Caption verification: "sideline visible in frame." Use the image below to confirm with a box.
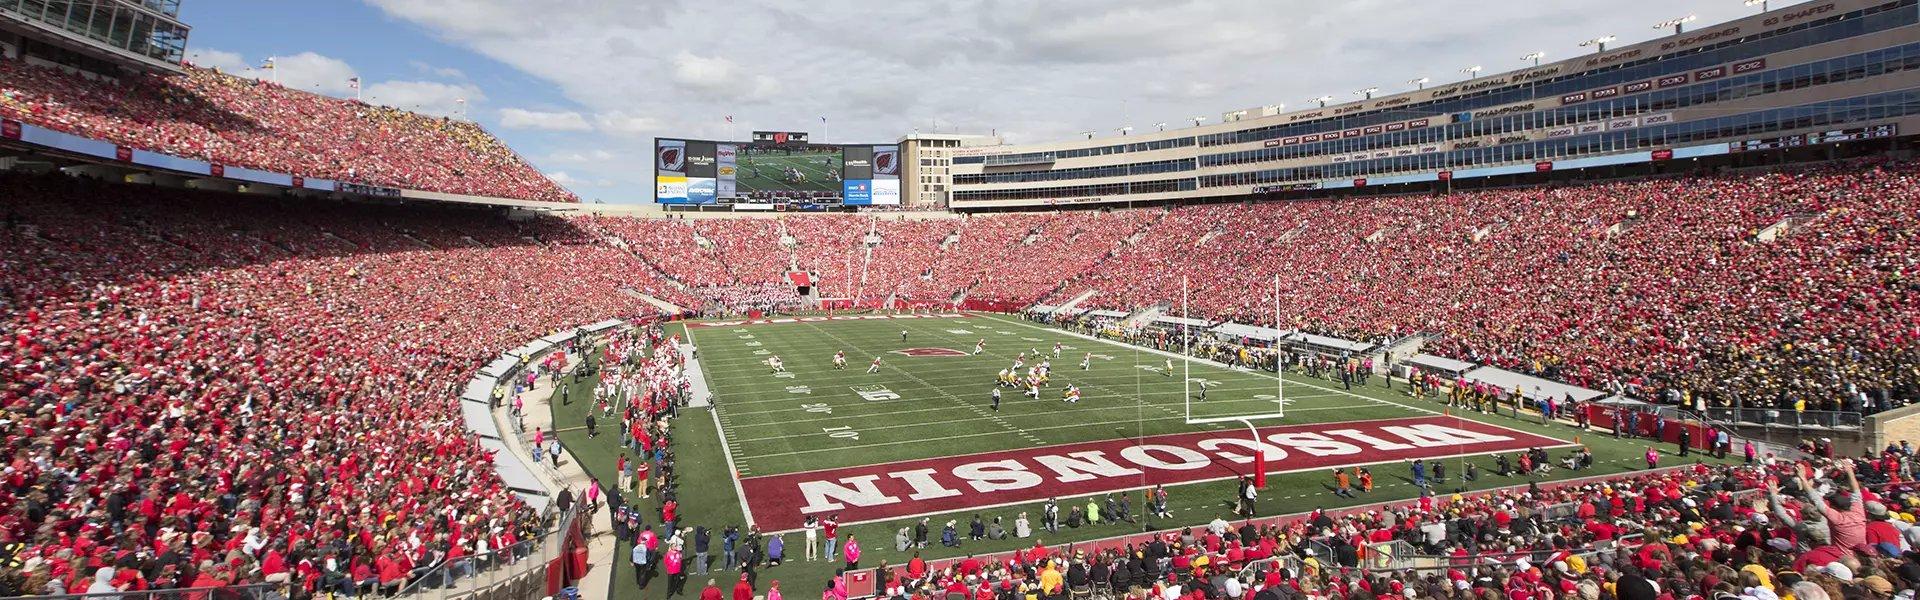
[682,324,759,527]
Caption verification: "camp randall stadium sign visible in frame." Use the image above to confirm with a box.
[741,415,1570,530]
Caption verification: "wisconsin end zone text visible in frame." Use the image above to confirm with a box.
[740,416,1569,530]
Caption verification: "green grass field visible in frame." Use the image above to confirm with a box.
[737,151,841,193]
[553,313,1734,600]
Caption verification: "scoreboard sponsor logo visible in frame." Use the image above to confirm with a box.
[657,145,685,171]
[739,417,1569,530]
[873,148,900,175]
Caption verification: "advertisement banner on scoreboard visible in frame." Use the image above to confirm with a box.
[688,177,717,204]
[843,179,873,204]
[872,145,900,178]
[869,178,900,205]
[656,175,688,203]
[686,141,717,178]
[656,139,687,176]
[843,146,874,180]
[717,144,738,199]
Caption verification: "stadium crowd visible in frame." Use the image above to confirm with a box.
[0,58,573,202]
[0,173,659,596]
[845,448,1920,600]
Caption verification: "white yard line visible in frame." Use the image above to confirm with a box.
[681,324,759,527]
[977,314,1438,417]
[731,404,1370,443]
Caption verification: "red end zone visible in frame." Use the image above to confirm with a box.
[740,415,1570,531]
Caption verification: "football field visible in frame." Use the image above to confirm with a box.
[559,312,1734,600]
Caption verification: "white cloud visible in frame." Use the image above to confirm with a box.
[498,108,593,131]
[185,48,251,74]
[408,60,468,80]
[365,80,484,117]
[593,111,664,137]
[546,149,619,164]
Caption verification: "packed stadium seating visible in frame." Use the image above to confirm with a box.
[6,154,1919,595]
[0,172,659,594]
[890,450,1920,600]
[0,59,574,202]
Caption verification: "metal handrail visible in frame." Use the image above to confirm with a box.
[0,583,281,600]
[387,503,582,600]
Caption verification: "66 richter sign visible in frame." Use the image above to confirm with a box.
[740,416,1567,530]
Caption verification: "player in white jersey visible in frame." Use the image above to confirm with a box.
[769,355,786,373]
[1165,358,1175,377]
[974,339,986,355]
[1081,352,1092,371]
[832,351,846,370]
[1052,342,1062,358]
[1063,384,1081,403]
[868,356,884,374]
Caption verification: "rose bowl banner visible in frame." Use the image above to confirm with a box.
[739,415,1569,530]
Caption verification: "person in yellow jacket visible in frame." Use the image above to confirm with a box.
[1084,497,1102,524]
[1038,560,1064,597]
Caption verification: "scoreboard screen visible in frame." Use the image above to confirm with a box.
[657,136,899,206]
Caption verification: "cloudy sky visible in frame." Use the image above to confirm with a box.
[181,0,1777,203]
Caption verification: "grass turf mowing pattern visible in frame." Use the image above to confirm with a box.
[736,152,841,193]
[699,314,1416,477]
[565,315,1739,600]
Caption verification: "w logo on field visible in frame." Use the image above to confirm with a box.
[892,348,967,357]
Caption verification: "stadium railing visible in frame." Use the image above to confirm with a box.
[390,502,588,600]
[3,584,282,600]
[1701,407,1864,430]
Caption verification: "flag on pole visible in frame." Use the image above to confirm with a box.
[347,77,360,90]
[725,115,734,123]
[260,58,275,70]
[820,116,826,122]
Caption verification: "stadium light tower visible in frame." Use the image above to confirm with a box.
[1655,15,1697,34]
[1311,95,1333,108]
[1117,126,1133,136]
[1745,0,1769,12]
[1080,130,1095,139]
[1522,51,1547,66]
[1579,35,1617,53]
[1191,116,1207,126]
[1409,77,1430,90]
[1354,87,1379,100]
[1154,122,1167,132]
[1459,65,1482,79]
